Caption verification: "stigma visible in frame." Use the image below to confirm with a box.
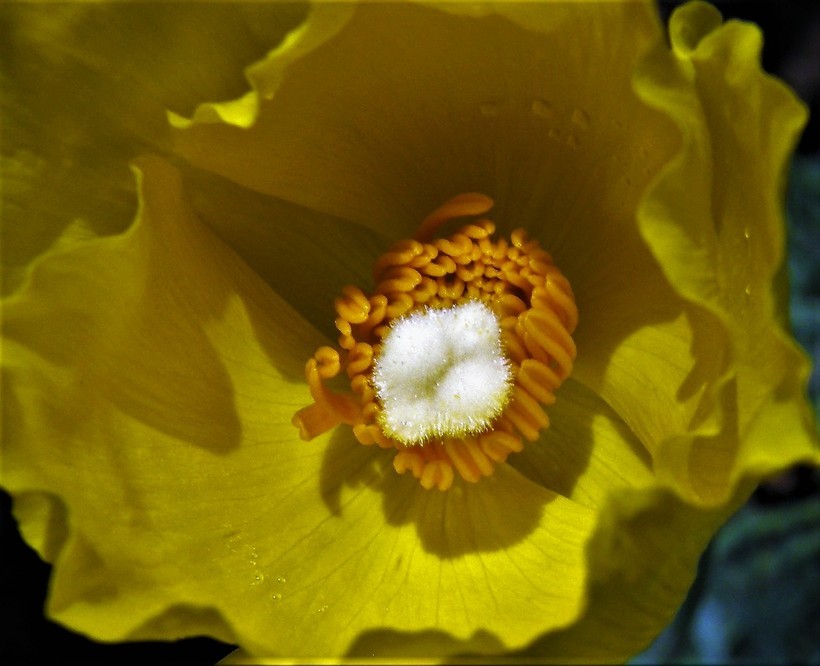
[292,193,578,491]
[373,301,513,444]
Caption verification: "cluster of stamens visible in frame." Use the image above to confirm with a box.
[292,194,578,491]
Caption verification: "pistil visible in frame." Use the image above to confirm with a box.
[293,194,577,490]
[372,301,513,444]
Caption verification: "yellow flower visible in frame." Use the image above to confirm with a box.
[1,0,818,662]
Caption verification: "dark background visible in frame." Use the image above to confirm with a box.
[2,1,819,664]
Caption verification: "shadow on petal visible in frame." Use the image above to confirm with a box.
[515,486,735,663]
[346,627,505,660]
[127,603,236,646]
[509,378,654,509]
[319,429,389,517]
[10,489,70,565]
[318,410,595,558]
[3,266,243,460]
[2,2,306,295]
[180,164,388,342]
[382,470,555,559]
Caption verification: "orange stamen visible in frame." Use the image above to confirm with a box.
[293,194,578,490]
[413,193,494,243]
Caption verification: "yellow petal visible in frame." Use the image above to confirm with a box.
[504,382,723,662]
[1,2,306,294]
[572,269,730,466]
[5,1,816,660]
[510,379,656,510]
[233,462,677,664]
[2,154,598,655]
[224,455,598,659]
[634,1,819,504]
[178,165,388,338]
[2,154,322,644]
[172,1,665,236]
[236,454,596,657]
[171,1,733,471]
[524,485,739,662]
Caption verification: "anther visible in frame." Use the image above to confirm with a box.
[293,194,577,490]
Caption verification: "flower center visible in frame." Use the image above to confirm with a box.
[292,193,578,491]
[372,301,513,444]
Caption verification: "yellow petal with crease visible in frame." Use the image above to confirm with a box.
[634,1,819,504]
[509,379,655,510]
[2,0,817,660]
[178,164,389,338]
[524,485,740,662]
[172,0,734,473]
[2,155,597,656]
[172,1,664,235]
[1,2,306,295]
[2,154,320,645]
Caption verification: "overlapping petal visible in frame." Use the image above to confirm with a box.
[0,1,306,295]
[2,155,602,657]
[177,164,389,339]
[172,0,733,480]
[1,0,817,662]
[634,1,818,504]
[2,154,321,645]
[171,1,664,233]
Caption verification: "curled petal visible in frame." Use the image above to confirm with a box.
[2,156,599,656]
[634,1,819,504]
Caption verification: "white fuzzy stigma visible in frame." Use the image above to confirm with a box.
[372,301,513,444]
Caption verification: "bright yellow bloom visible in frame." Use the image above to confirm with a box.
[1,0,818,662]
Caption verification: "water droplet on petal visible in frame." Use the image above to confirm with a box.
[571,108,591,130]
[479,101,500,117]
[276,576,287,584]
[531,98,553,119]
[225,532,241,551]
[317,605,329,613]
